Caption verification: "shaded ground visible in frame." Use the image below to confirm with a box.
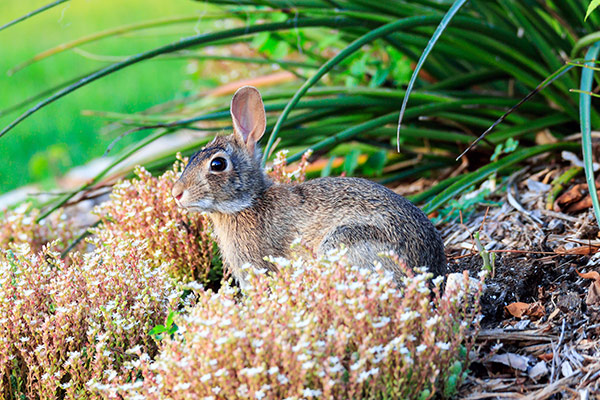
[437,166,600,398]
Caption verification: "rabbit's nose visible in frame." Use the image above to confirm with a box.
[172,182,184,202]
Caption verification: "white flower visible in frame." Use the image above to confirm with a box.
[303,388,322,398]
[436,341,451,350]
[212,386,221,394]
[200,373,211,383]
[368,345,384,354]
[372,317,391,328]
[358,370,371,383]
[104,369,117,381]
[302,361,315,370]
[233,330,247,338]
[240,366,264,377]
[255,390,266,399]
[126,345,142,354]
[425,316,440,328]
[400,311,420,321]
[237,384,249,397]
[416,344,427,353]
[174,382,191,390]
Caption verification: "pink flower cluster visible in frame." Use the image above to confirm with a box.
[112,250,481,399]
[93,159,213,282]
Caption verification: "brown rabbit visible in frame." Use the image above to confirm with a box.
[172,86,447,288]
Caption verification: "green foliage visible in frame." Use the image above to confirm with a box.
[149,310,179,340]
[490,138,519,162]
[2,0,599,219]
[586,0,600,20]
[474,231,496,277]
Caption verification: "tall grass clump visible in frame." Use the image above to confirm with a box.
[92,157,214,283]
[2,0,598,217]
[107,251,482,400]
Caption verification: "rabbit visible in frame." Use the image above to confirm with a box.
[172,86,447,288]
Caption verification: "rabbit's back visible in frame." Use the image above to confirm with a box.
[290,177,447,277]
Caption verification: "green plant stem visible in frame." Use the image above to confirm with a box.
[0,0,70,32]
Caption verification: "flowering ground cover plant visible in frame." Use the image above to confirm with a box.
[93,159,214,283]
[0,158,482,399]
[0,240,181,400]
[107,250,482,400]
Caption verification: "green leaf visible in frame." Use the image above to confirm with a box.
[321,156,336,177]
[165,310,178,328]
[0,17,358,139]
[343,149,361,176]
[423,142,579,214]
[586,0,600,20]
[363,151,387,176]
[579,41,600,224]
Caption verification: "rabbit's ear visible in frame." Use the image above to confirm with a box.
[230,86,266,154]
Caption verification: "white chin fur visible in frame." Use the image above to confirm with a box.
[212,198,252,214]
[185,198,251,214]
[184,199,215,212]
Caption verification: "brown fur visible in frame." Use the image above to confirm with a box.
[172,86,447,287]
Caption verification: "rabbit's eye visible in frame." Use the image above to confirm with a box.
[210,157,227,172]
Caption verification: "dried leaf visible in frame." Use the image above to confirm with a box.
[528,360,549,380]
[506,302,530,318]
[489,353,529,371]
[554,183,587,212]
[576,270,600,305]
[535,129,558,145]
[539,353,554,362]
[555,246,600,255]
[577,270,600,280]
[525,302,545,319]
[505,301,545,319]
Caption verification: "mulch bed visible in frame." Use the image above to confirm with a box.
[440,164,600,399]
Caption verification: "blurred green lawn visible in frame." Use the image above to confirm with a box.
[0,0,211,193]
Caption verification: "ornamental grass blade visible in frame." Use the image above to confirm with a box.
[0,0,70,33]
[579,42,600,224]
[396,0,467,151]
